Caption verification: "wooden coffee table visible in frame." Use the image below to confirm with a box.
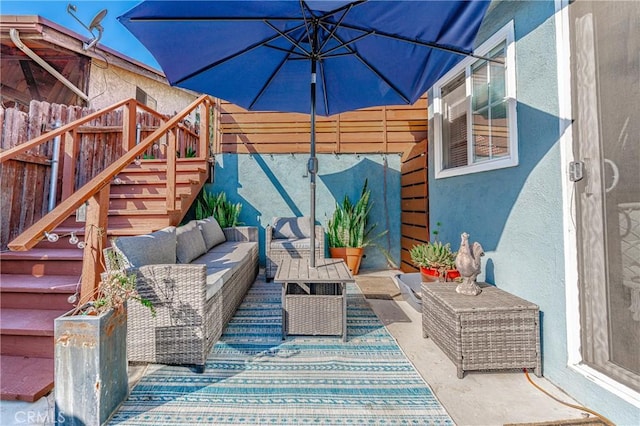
[274,258,354,341]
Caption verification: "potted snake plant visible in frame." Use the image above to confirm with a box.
[327,180,385,274]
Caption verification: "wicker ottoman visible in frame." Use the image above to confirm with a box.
[422,282,541,379]
[284,282,345,338]
[275,258,354,341]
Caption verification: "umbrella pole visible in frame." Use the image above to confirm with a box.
[309,56,318,268]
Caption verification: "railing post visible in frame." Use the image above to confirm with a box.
[122,100,137,153]
[61,130,77,201]
[79,185,109,305]
[166,129,177,211]
[199,99,209,159]
[213,100,222,154]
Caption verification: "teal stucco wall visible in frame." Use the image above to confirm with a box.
[207,153,401,271]
[428,1,637,424]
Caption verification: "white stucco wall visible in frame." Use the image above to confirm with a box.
[87,60,197,114]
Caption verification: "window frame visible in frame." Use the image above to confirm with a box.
[433,22,518,179]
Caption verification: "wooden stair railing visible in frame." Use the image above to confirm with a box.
[1,94,215,305]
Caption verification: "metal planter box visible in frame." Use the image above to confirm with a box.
[54,305,128,425]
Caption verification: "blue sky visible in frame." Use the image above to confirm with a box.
[1,1,161,69]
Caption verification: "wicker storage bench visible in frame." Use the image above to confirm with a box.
[421,282,541,378]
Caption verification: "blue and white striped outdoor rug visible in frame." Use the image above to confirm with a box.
[110,279,453,425]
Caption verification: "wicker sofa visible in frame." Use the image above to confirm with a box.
[105,217,258,371]
[265,216,325,280]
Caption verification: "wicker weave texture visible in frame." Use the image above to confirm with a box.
[105,226,258,369]
[265,225,325,280]
[422,283,541,378]
[285,293,344,336]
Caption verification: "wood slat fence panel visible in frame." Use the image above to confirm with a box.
[217,95,427,154]
[400,139,428,272]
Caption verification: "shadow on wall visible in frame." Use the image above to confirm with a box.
[429,102,569,252]
[209,154,401,268]
[320,157,400,268]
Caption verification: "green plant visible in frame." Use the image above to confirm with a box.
[177,146,197,158]
[195,190,242,227]
[79,248,155,316]
[327,180,385,248]
[409,241,457,275]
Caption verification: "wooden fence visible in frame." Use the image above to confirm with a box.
[0,100,196,249]
[216,95,427,154]
[400,139,429,272]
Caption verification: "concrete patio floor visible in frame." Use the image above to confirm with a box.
[357,269,593,426]
[1,269,601,426]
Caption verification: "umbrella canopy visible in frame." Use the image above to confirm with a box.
[119,0,491,267]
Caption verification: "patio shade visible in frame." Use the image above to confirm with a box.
[119,0,491,266]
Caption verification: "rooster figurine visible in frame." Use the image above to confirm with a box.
[454,232,485,296]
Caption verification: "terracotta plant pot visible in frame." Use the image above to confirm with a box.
[420,266,460,282]
[330,247,364,275]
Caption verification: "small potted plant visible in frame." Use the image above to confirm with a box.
[409,241,460,281]
[54,248,154,425]
[327,179,385,275]
[409,222,459,281]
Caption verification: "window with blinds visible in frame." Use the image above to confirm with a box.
[434,23,517,178]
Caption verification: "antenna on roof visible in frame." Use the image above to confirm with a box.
[66,4,108,50]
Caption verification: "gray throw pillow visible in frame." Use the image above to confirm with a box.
[176,220,207,263]
[112,226,176,267]
[197,216,226,250]
[272,217,310,239]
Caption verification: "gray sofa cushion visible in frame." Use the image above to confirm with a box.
[191,241,257,270]
[112,226,176,267]
[272,217,310,239]
[197,216,226,250]
[176,221,207,264]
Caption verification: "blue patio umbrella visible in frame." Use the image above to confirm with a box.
[119,0,492,267]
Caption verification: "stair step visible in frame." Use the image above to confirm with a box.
[35,228,156,248]
[113,176,201,185]
[109,182,197,196]
[1,335,54,358]
[0,275,79,293]
[0,308,67,336]
[0,275,78,310]
[125,159,208,171]
[51,226,155,236]
[0,250,82,275]
[110,192,189,200]
[118,168,206,178]
[108,208,170,216]
[0,355,54,402]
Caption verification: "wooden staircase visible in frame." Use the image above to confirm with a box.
[0,96,214,402]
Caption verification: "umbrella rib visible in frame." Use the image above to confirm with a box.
[317,2,355,53]
[173,22,307,86]
[299,0,314,50]
[320,31,374,58]
[264,20,311,58]
[248,32,307,110]
[318,61,330,115]
[338,22,504,64]
[318,22,411,104]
